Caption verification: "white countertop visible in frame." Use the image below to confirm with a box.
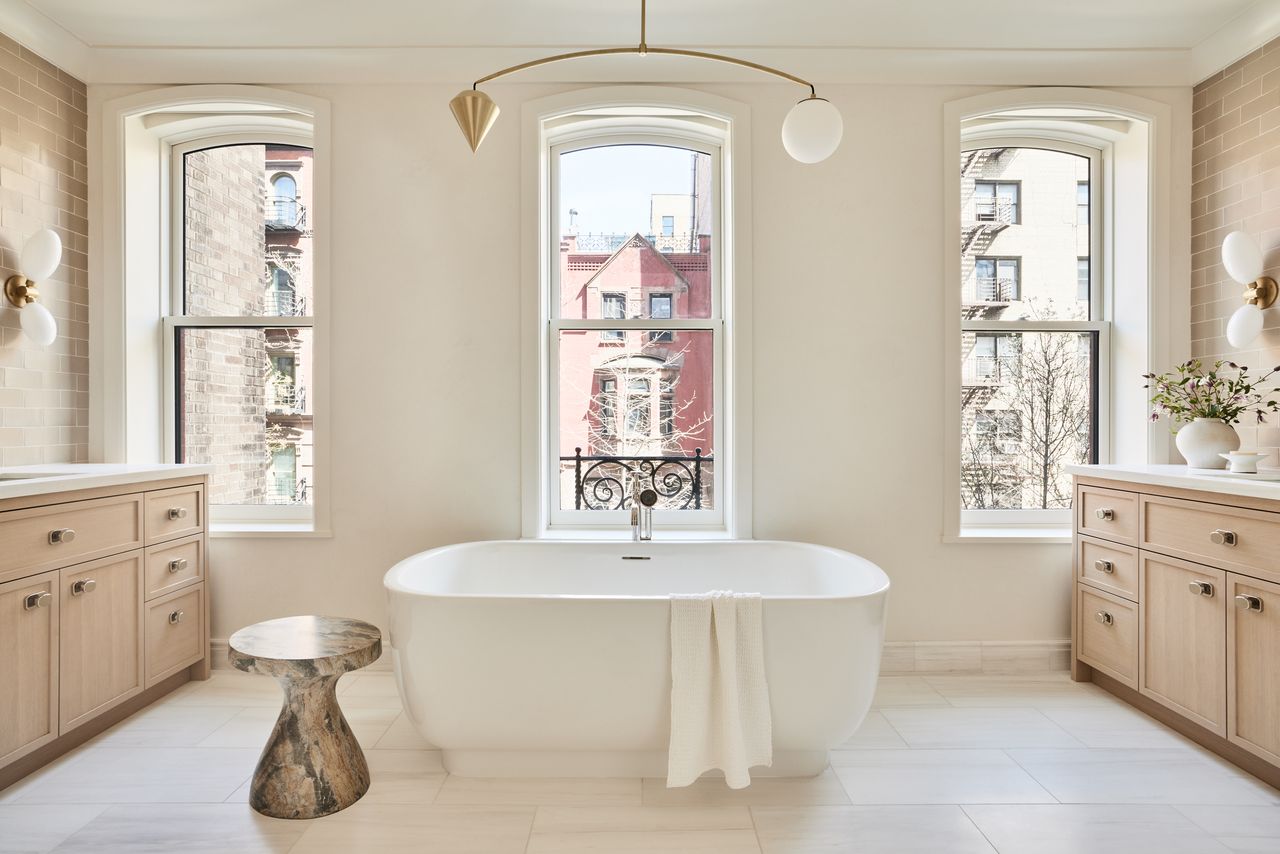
[1068,463,1280,502]
[0,463,213,501]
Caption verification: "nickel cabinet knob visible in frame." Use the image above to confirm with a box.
[70,578,96,596]
[23,591,51,610]
[1210,529,1238,546]
[1188,580,1215,597]
[1235,594,1264,613]
[1095,610,1114,626]
[1094,559,1115,574]
[1095,508,1115,521]
[168,558,189,574]
[48,528,75,544]
[167,507,188,521]
[169,610,185,625]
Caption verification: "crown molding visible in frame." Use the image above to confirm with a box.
[1192,0,1280,84]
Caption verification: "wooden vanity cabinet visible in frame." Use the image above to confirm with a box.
[0,474,209,789]
[1073,472,1280,788]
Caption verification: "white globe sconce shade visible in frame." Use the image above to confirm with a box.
[3,227,63,347]
[18,300,56,346]
[1220,230,1277,350]
[782,97,843,164]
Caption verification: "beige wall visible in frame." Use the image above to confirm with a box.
[89,81,1192,646]
[0,34,88,466]
[1192,41,1280,457]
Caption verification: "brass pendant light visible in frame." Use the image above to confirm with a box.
[448,0,842,163]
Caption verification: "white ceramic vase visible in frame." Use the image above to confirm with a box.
[1176,417,1240,469]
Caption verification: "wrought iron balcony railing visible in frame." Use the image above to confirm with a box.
[563,448,711,510]
[266,196,307,231]
[571,232,703,254]
[973,277,1018,303]
[971,198,1015,225]
[263,290,308,316]
[266,382,307,413]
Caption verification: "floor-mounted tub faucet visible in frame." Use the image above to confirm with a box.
[631,483,658,541]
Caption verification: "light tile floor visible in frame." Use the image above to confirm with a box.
[2,670,1278,852]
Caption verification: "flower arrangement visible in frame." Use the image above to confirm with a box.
[1145,360,1280,425]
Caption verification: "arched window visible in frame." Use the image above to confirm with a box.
[270,173,298,225]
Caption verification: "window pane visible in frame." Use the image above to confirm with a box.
[961,330,1097,510]
[558,144,713,318]
[963,148,1090,320]
[558,329,714,511]
[184,144,313,316]
[177,326,313,506]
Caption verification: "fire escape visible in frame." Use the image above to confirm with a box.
[961,148,1010,411]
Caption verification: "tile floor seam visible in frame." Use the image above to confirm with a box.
[957,803,1003,853]
[522,804,538,854]
[998,748,1062,804]
[747,801,764,853]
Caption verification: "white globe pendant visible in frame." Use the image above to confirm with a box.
[19,300,56,346]
[20,229,62,283]
[782,97,843,164]
[1227,302,1265,349]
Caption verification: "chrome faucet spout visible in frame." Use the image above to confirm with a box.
[632,482,658,541]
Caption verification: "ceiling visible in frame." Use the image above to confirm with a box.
[4,0,1279,85]
[18,0,1259,50]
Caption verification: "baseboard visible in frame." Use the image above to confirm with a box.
[880,640,1071,674]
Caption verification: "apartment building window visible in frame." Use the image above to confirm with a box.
[166,141,316,523]
[549,131,723,529]
[974,180,1020,224]
[960,144,1105,525]
[974,257,1020,302]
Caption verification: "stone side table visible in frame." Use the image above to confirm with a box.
[228,615,382,819]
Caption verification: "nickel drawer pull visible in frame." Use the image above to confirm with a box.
[48,528,76,545]
[23,591,51,610]
[1188,581,1215,597]
[1235,594,1264,613]
[70,578,96,596]
[168,558,189,574]
[1095,508,1115,521]
[167,507,188,521]
[169,610,185,625]
[1094,559,1115,574]
[1210,529,1238,546]
[1095,611,1114,626]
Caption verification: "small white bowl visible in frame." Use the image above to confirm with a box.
[1220,451,1270,474]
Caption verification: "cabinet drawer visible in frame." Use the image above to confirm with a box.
[1077,485,1139,546]
[1142,495,1280,578]
[1078,585,1138,688]
[59,552,144,731]
[144,485,204,546]
[1139,553,1227,736]
[1078,535,1139,601]
[145,584,204,687]
[144,535,203,601]
[0,494,144,582]
[1227,572,1280,765]
[0,570,58,767]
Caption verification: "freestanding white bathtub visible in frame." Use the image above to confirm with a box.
[383,540,889,778]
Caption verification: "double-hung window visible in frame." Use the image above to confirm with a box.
[960,143,1108,527]
[164,139,317,527]
[549,134,723,530]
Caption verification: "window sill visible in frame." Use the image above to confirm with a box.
[210,521,331,539]
[538,527,736,541]
[944,526,1072,544]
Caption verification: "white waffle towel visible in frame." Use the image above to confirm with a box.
[667,590,772,789]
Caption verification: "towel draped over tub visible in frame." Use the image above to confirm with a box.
[667,590,772,788]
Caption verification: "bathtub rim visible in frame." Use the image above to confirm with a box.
[383,538,890,602]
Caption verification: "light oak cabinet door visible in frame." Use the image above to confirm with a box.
[59,553,144,731]
[1139,554,1227,735]
[0,571,59,766]
[1228,572,1280,765]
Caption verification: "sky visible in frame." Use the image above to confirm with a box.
[558,144,697,236]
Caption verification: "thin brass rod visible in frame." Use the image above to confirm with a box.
[640,0,647,53]
[472,45,816,98]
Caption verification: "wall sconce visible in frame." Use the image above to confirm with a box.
[3,229,61,346]
[1222,230,1277,349]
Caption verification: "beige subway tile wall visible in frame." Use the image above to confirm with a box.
[1193,39,1280,455]
[0,30,89,466]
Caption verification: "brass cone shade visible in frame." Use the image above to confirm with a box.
[449,89,500,153]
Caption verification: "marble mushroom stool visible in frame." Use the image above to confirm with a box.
[228,615,382,819]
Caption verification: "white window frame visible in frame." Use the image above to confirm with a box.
[547,131,725,533]
[959,137,1111,533]
[163,131,317,527]
[519,86,753,540]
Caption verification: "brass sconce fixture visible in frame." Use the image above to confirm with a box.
[4,228,61,347]
[1221,230,1278,349]
[449,0,843,163]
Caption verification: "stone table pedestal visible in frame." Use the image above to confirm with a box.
[228,615,382,819]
